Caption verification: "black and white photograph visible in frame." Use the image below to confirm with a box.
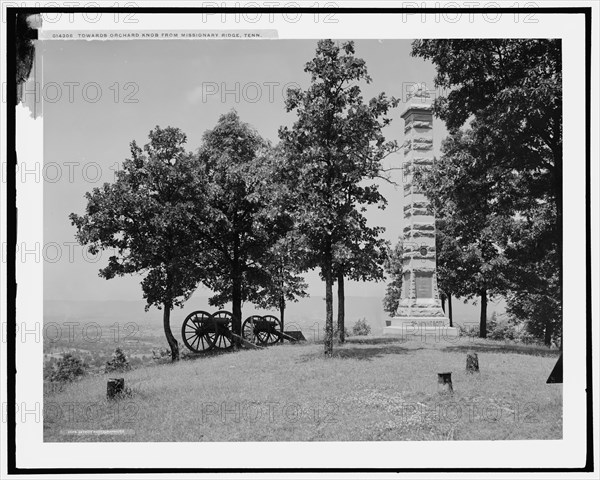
[2,2,598,476]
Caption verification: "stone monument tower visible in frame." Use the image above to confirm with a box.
[383,88,458,338]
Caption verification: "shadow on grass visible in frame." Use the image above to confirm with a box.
[298,345,421,362]
[179,348,239,362]
[441,341,560,357]
[344,336,410,346]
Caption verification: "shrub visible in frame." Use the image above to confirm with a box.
[458,320,517,341]
[49,352,87,383]
[457,313,548,346]
[105,347,131,373]
[514,324,544,345]
[488,323,516,341]
[43,358,56,381]
[457,323,479,338]
[152,347,172,363]
[352,318,371,336]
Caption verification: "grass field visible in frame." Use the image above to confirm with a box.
[44,336,562,442]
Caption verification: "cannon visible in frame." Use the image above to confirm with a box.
[181,310,234,353]
[241,314,282,346]
[181,310,286,353]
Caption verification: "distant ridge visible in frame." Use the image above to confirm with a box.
[44,295,505,336]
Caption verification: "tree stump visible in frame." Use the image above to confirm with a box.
[437,372,453,393]
[466,352,480,373]
[107,378,124,399]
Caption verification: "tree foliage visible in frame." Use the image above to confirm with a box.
[247,146,309,324]
[251,233,309,332]
[333,215,388,342]
[70,126,205,360]
[412,39,562,345]
[382,240,403,317]
[435,218,463,304]
[502,202,562,345]
[416,130,510,337]
[196,111,290,342]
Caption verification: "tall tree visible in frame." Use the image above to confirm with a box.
[196,111,285,345]
[416,130,510,338]
[70,127,205,360]
[411,39,562,345]
[280,39,398,355]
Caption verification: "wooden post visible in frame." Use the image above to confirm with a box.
[437,372,453,393]
[107,378,124,399]
[466,352,480,373]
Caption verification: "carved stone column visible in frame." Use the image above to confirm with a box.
[384,89,458,338]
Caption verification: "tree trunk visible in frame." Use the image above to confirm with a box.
[163,303,179,361]
[337,270,345,343]
[324,241,334,357]
[448,295,453,327]
[479,289,488,338]
[231,274,243,349]
[437,372,453,393]
[106,378,125,399]
[441,293,446,313]
[559,328,563,350]
[279,295,285,344]
[231,239,242,349]
[544,320,553,347]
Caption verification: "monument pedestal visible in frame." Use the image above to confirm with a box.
[383,317,459,338]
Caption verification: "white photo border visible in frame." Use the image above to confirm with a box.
[3,2,597,475]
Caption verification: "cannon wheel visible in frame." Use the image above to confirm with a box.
[242,315,263,344]
[258,315,282,345]
[242,315,282,346]
[181,310,215,353]
[211,310,234,350]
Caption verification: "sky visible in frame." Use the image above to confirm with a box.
[42,38,449,303]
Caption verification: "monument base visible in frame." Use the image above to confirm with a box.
[383,316,459,338]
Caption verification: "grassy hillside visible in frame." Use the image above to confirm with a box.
[44,336,561,442]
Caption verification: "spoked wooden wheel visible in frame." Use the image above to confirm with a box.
[242,315,263,344]
[258,315,282,345]
[181,310,215,353]
[211,310,234,350]
[242,315,282,345]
